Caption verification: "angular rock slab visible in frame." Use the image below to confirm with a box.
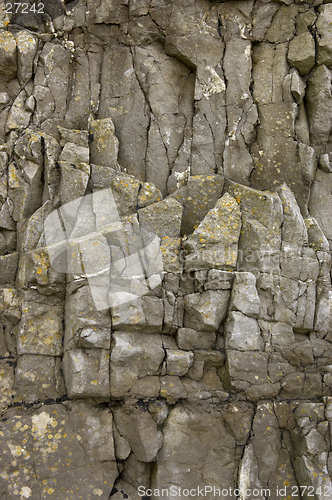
[152,405,237,493]
[63,348,110,401]
[184,290,230,331]
[113,407,160,462]
[184,193,241,271]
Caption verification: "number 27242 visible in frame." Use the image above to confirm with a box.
[5,3,45,14]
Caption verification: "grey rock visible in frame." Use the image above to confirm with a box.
[176,328,216,351]
[319,153,332,173]
[134,43,194,187]
[152,406,237,493]
[266,4,298,43]
[14,355,64,403]
[113,407,160,462]
[111,296,163,333]
[121,453,151,490]
[290,69,306,104]
[110,332,164,397]
[63,348,110,400]
[59,142,89,164]
[138,198,183,239]
[89,118,119,169]
[304,217,330,252]
[65,47,90,129]
[160,375,187,403]
[184,290,230,331]
[165,349,194,376]
[0,31,17,83]
[309,169,332,245]
[252,1,279,42]
[0,252,19,284]
[225,312,263,352]
[16,299,63,356]
[229,272,260,318]
[129,0,150,17]
[6,90,33,133]
[40,462,118,500]
[137,182,162,209]
[113,424,131,460]
[35,42,71,120]
[16,31,38,86]
[99,43,149,181]
[180,174,224,236]
[306,65,332,145]
[316,4,332,66]
[59,161,90,205]
[227,182,282,273]
[224,351,269,389]
[18,200,52,252]
[65,286,111,349]
[68,401,115,462]
[184,193,241,271]
[58,126,89,148]
[287,32,315,75]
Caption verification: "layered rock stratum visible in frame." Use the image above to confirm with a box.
[0,0,332,499]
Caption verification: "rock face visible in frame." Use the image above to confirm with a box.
[0,1,332,499]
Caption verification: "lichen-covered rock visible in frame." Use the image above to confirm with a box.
[0,31,17,83]
[89,118,119,169]
[16,31,37,86]
[14,354,64,402]
[184,192,241,271]
[63,348,110,400]
[138,197,183,239]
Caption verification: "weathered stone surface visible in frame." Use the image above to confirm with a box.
[16,31,37,86]
[316,4,332,66]
[110,332,164,397]
[114,407,160,462]
[229,272,260,318]
[16,298,63,355]
[266,4,297,43]
[138,197,183,239]
[225,312,263,352]
[89,118,119,169]
[14,354,64,402]
[184,290,230,331]
[184,193,241,271]
[152,405,237,493]
[1,0,332,496]
[63,348,110,400]
[0,31,17,83]
[306,65,332,145]
[165,349,193,376]
[111,295,163,333]
[287,32,315,76]
[227,182,283,273]
[180,175,224,235]
[176,328,216,351]
[68,400,115,462]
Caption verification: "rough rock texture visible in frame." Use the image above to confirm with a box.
[0,0,332,499]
